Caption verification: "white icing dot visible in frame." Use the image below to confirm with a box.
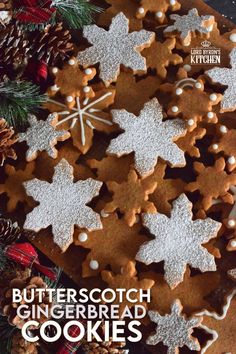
[220,125,227,133]
[83,86,90,93]
[228,156,236,165]
[183,64,191,72]
[230,33,236,43]
[210,93,217,101]
[89,260,99,270]
[188,119,194,126]
[101,209,109,218]
[228,219,236,228]
[231,240,236,247]
[171,106,178,113]
[68,59,76,65]
[169,0,176,5]
[78,232,88,242]
[212,144,218,150]
[66,96,74,103]
[138,7,145,14]
[85,68,92,75]
[176,88,183,95]
[50,85,59,91]
[207,112,214,119]
[156,11,163,18]
[195,82,202,89]
[52,67,58,74]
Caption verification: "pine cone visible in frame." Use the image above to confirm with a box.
[0,218,21,245]
[0,25,29,79]
[0,118,17,166]
[30,23,74,66]
[1,276,51,328]
[0,267,31,288]
[0,0,11,10]
[11,331,38,354]
[82,339,127,353]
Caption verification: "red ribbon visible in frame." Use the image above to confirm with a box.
[5,243,57,281]
[56,325,84,354]
[15,0,56,24]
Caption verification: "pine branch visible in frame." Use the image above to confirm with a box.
[0,81,46,130]
[52,0,102,29]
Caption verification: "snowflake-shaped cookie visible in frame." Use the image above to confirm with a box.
[77,12,154,86]
[147,299,202,353]
[164,8,214,46]
[136,0,181,24]
[107,98,186,177]
[24,159,102,251]
[136,194,221,288]
[18,114,70,162]
[206,48,236,112]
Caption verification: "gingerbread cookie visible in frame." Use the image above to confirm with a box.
[98,0,143,31]
[176,126,206,158]
[143,38,183,79]
[141,268,220,316]
[101,261,154,316]
[186,158,236,210]
[74,213,149,277]
[24,159,102,252]
[77,12,155,86]
[0,163,35,212]
[48,57,96,109]
[112,72,161,115]
[35,141,94,182]
[18,114,70,162]
[86,155,133,183]
[167,78,221,127]
[146,299,202,352]
[46,85,116,154]
[103,169,157,226]
[107,98,186,177]
[136,194,221,289]
[206,48,236,112]
[136,0,181,24]
[164,8,215,46]
[209,125,236,171]
[143,161,185,215]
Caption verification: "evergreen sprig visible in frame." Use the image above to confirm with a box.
[0,81,46,130]
[52,0,102,29]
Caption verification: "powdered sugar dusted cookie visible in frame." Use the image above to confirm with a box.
[147,299,202,352]
[77,12,155,86]
[206,48,236,112]
[18,114,70,162]
[24,159,103,252]
[164,8,215,46]
[136,194,221,288]
[107,98,187,177]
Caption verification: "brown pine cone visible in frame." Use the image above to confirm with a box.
[0,25,28,79]
[11,331,38,354]
[29,23,74,66]
[0,267,32,289]
[0,0,11,10]
[0,218,21,245]
[1,276,51,329]
[82,339,127,353]
[0,118,17,166]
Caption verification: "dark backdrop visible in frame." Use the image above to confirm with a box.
[205,0,236,23]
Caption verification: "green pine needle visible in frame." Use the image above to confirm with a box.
[52,0,102,29]
[0,81,46,130]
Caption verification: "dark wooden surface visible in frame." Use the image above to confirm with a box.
[205,0,236,23]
